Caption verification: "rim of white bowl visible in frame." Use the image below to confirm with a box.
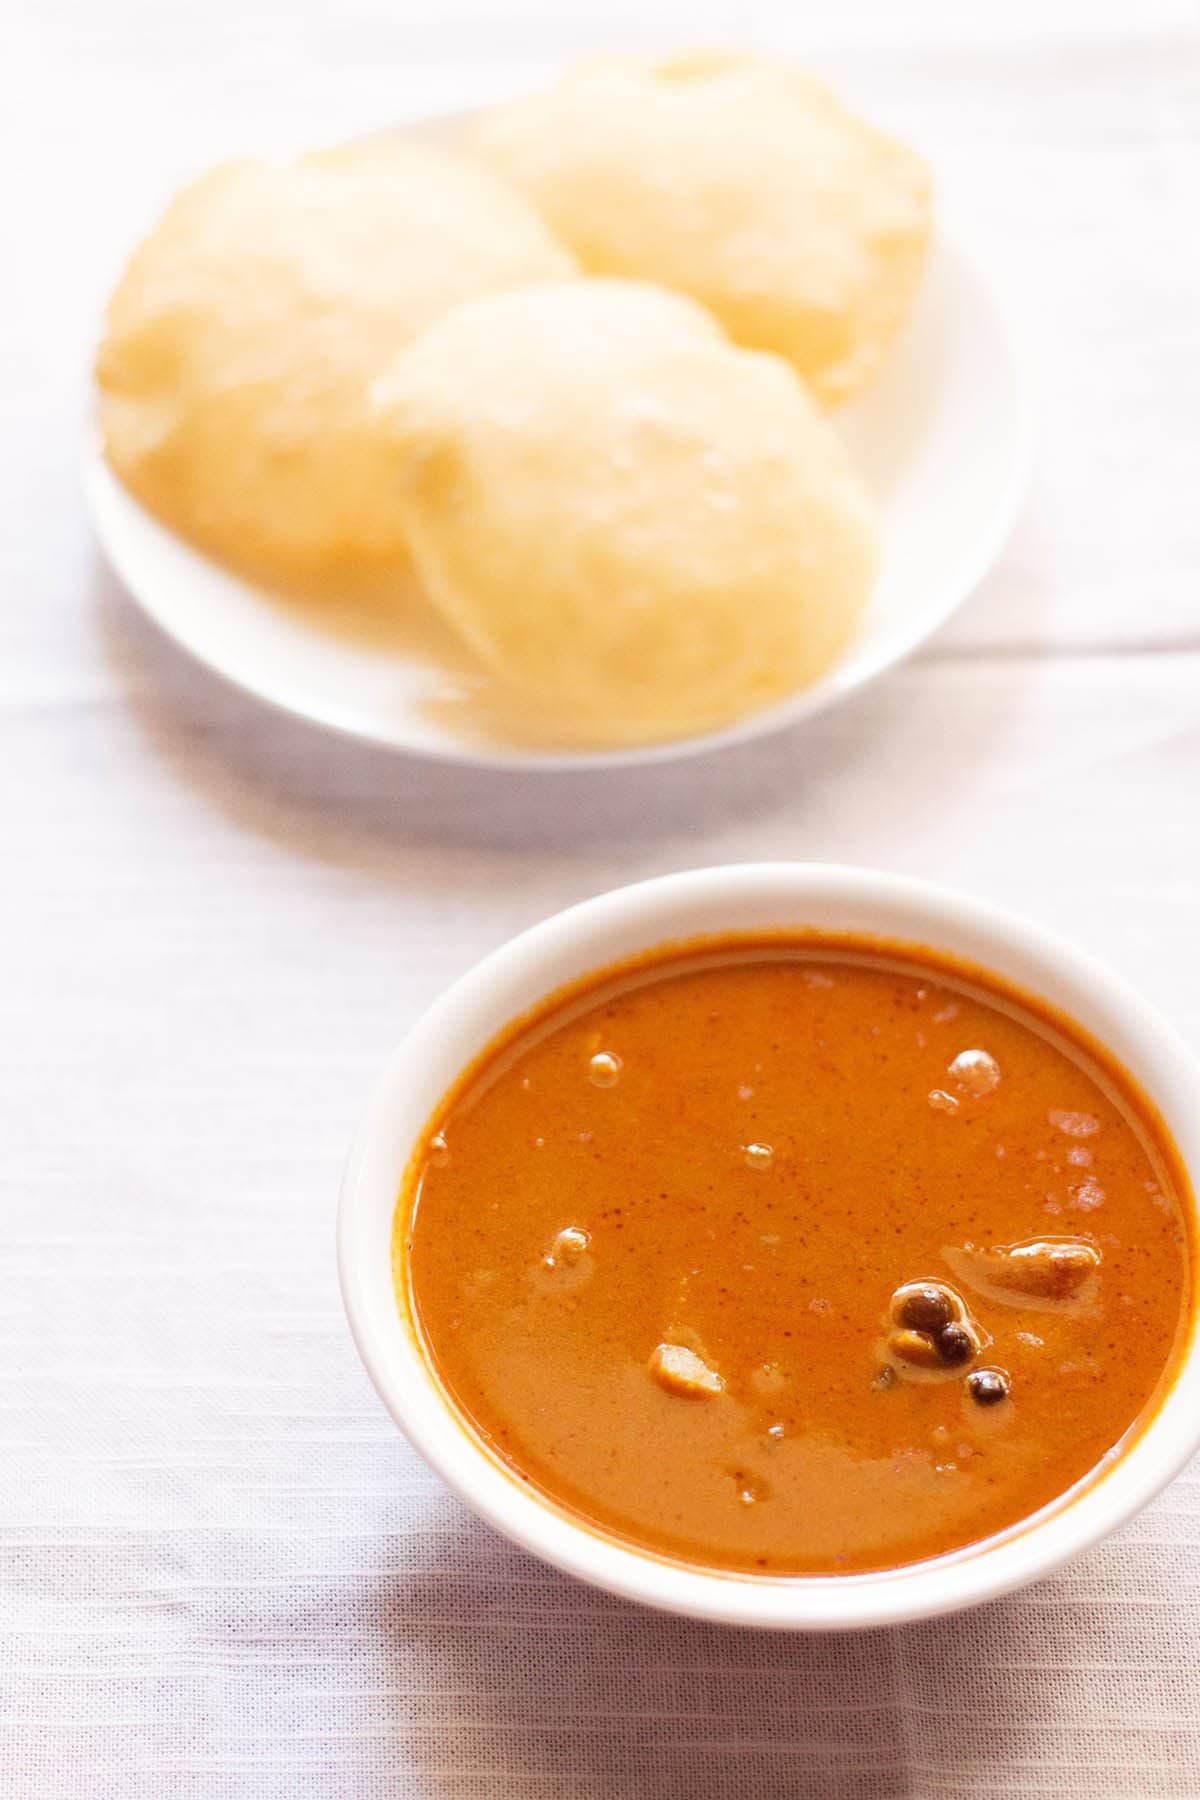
[338,865,1200,1628]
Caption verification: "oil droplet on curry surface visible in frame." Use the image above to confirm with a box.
[588,1051,622,1088]
[947,1048,1001,1096]
[1050,1108,1100,1138]
[743,1141,774,1170]
[543,1225,591,1270]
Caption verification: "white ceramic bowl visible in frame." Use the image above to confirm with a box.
[338,865,1200,1628]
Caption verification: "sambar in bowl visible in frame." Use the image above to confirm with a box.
[339,867,1200,1627]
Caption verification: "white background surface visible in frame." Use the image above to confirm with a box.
[5,1,1200,1795]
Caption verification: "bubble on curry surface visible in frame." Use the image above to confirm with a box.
[1050,1109,1101,1139]
[947,1048,1001,1096]
[471,48,932,406]
[96,140,576,587]
[374,279,878,746]
[543,1225,591,1270]
[742,1142,774,1171]
[587,1050,623,1089]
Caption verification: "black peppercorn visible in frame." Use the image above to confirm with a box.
[896,1282,955,1333]
[935,1322,975,1367]
[967,1367,1009,1406]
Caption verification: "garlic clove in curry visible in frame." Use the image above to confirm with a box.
[649,1342,725,1398]
[888,1329,945,1370]
[944,1238,1100,1310]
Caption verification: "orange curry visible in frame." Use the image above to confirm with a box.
[397,937,1195,1575]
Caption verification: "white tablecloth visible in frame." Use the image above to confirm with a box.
[5,2,1200,1794]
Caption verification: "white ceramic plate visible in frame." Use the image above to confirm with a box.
[85,105,1033,772]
